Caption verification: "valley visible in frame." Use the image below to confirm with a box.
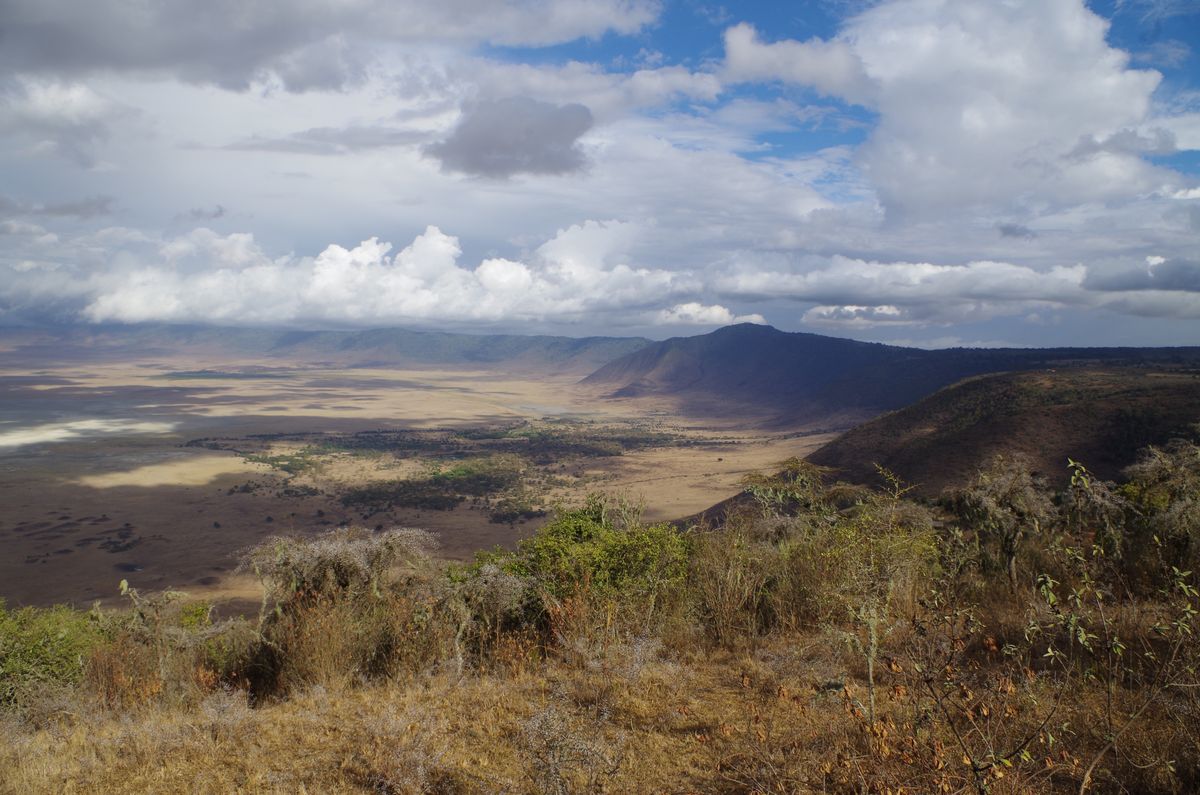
[0,349,831,609]
[4,322,1199,611]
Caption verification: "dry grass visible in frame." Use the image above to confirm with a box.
[4,624,1195,795]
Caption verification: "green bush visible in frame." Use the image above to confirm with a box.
[507,497,689,608]
[0,600,103,709]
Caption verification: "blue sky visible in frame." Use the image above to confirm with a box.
[0,0,1198,347]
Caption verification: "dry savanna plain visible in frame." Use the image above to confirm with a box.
[0,349,833,611]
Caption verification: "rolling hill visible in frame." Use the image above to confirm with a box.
[806,368,1200,495]
[582,323,1200,427]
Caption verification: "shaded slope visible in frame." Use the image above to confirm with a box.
[582,324,930,426]
[583,323,1200,426]
[807,368,1200,495]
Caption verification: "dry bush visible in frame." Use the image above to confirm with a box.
[79,586,257,711]
[519,701,625,795]
[84,631,165,709]
[243,526,439,604]
[196,684,254,743]
[245,527,453,695]
[256,581,452,694]
[688,521,781,649]
[353,704,475,794]
[451,562,537,673]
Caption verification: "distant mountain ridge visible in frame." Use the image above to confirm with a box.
[0,324,651,374]
[581,323,1200,426]
[8,322,1200,420]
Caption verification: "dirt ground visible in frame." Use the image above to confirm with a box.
[0,356,833,609]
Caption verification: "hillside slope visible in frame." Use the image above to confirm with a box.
[583,323,1200,426]
[806,368,1200,494]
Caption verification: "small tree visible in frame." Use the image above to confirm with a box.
[1122,437,1200,571]
[741,457,831,518]
[833,468,936,724]
[951,454,1054,593]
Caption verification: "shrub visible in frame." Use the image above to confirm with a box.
[740,457,832,519]
[243,526,437,604]
[1122,437,1200,572]
[460,496,689,663]
[242,527,450,694]
[0,600,103,710]
[949,454,1054,592]
[84,584,258,709]
[507,497,689,620]
[688,519,782,648]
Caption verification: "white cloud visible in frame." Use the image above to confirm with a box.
[718,1,1184,220]
[655,302,765,326]
[854,0,1176,217]
[721,23,874,106]
[803,304,907,327]
[74,224,697,327]
[1146,113,1200,150]
[5,216,1200,335]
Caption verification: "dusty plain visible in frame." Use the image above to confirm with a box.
[0,353,833,609]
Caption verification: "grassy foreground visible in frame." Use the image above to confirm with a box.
[2,438,1199,794]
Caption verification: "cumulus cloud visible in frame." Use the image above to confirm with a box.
[719,1,1188,220]
[721,23,874,105]
[5,216,1200,333]
[852,0,1179,217]
[656,302,766,325]
[426,97,594,178]
[803,304,908,327]
[0,0,662,92]
[58,223,696,326]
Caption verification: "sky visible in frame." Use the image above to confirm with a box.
[1,0,1198,347]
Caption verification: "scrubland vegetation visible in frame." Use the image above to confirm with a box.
[191,420,697,524]
[2,435,1199,794]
